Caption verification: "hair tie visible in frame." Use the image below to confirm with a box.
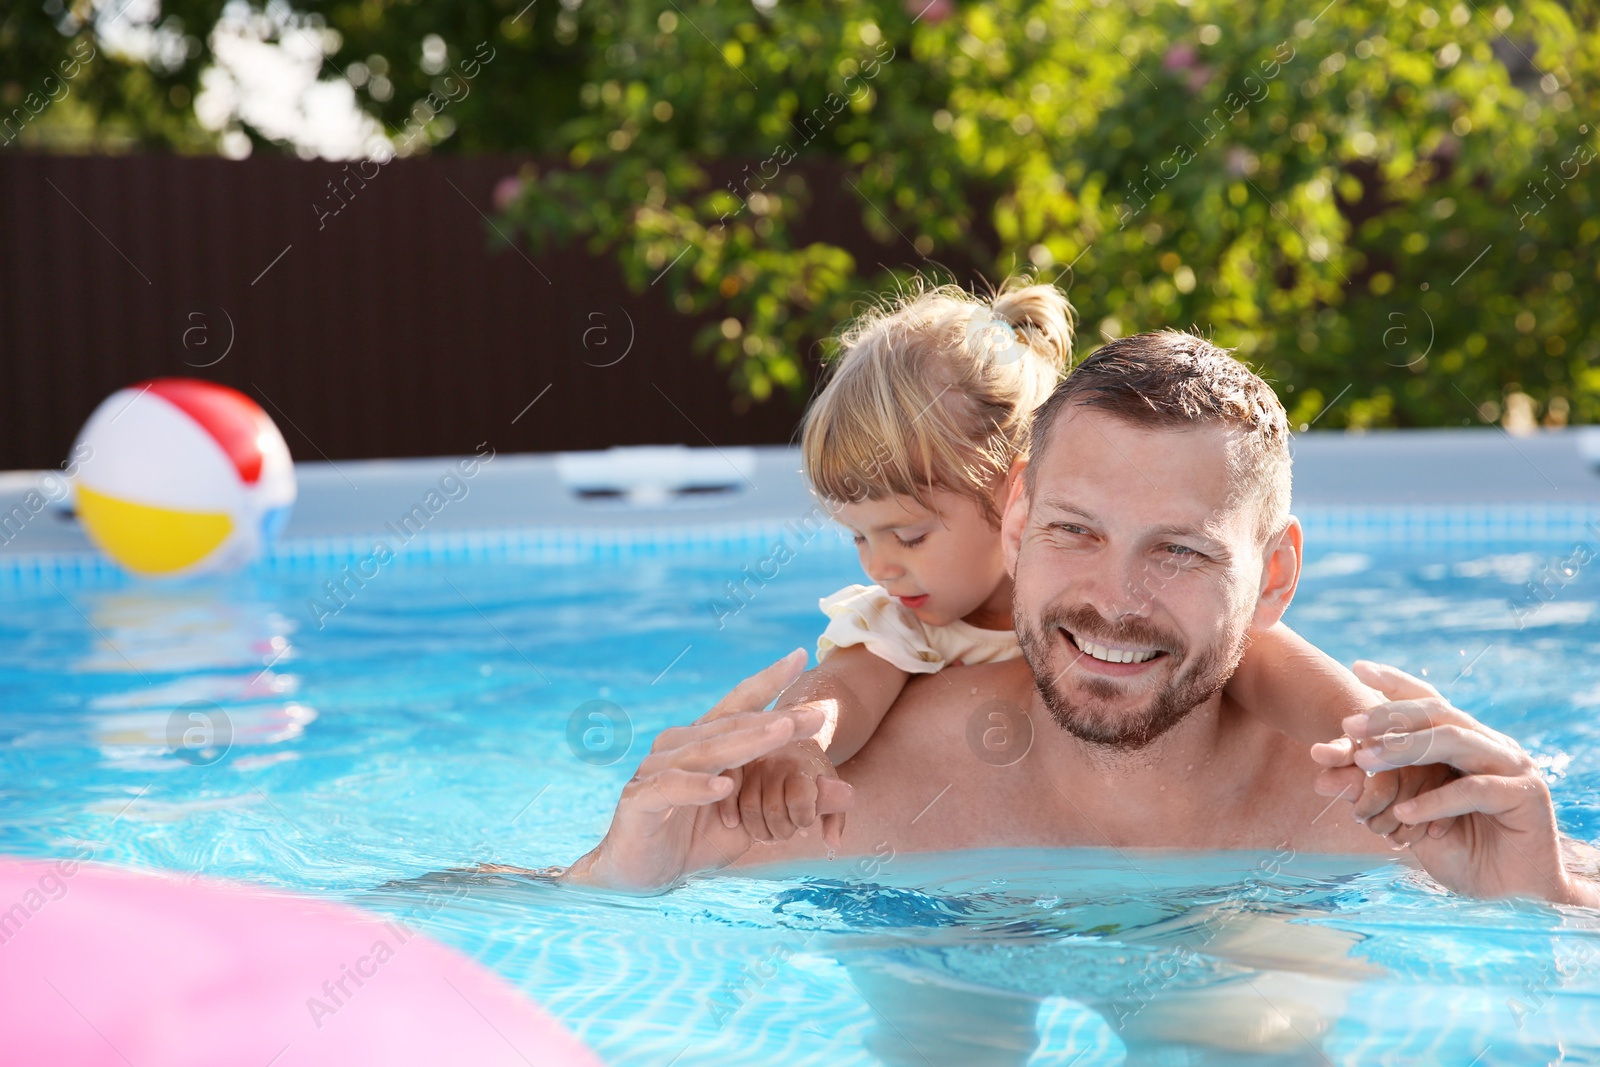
[965,308,1028,367]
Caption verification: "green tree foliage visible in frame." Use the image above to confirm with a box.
[500,0,1600,427]
[7,0,1597,427]
[1,0,211,150]
[1,0,586,154]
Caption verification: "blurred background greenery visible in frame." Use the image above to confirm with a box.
[6,0,1596,429]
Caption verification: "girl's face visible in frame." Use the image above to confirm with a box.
[832,483,1013,630]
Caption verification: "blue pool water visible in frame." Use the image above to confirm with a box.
[5,529,1600,1065]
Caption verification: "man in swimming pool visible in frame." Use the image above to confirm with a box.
[558,331,1600,908]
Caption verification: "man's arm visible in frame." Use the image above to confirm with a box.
[1230,623,1452,840]
[1227,623,1381,745]
[1562,838,1600,905]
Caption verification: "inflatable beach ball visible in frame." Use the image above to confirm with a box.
[72,379,295,577]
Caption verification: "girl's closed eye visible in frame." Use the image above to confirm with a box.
[850,531,928,548]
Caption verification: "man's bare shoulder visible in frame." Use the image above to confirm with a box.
[855,660,1032,762]
[1217,700,1396,855]
[833,659,1033,812]
[734,663,1033,870]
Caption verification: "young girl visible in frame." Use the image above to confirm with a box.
[720,277,1396,848]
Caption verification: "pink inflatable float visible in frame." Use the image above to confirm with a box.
[0,857,599,1067]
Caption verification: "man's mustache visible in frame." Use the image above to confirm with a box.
[1038,603,1186,660]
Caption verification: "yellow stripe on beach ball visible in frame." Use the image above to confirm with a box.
[76,485,235,575]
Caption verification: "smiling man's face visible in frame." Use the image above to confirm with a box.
[1004,406,1270,751]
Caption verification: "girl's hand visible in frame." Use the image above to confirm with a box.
[720,735,847,852]
[1311,737,1458,846]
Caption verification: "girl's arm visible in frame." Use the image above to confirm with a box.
[782,644,912,760]
[1226,622,1382,744]
[722,645,911,845]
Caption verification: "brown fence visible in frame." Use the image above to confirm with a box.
[0,153,812,471]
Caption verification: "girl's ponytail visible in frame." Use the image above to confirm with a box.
[988,282,1075,376]
[802,275,1075,526]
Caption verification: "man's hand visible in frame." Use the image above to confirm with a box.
[557,651,854,893]
[1315,661,1596,907]
[717,733,847,852]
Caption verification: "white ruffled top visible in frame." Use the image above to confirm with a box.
[815,583,1021,674]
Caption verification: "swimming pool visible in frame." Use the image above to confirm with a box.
[4,517,1600,1065]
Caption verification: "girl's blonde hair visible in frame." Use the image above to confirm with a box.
[802,277,1074,526]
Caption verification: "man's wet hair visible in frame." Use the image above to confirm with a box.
[1025,330,1291,544]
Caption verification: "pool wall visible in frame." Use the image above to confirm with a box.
[2,428,1600,582]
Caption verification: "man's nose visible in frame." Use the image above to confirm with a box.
[1084,551,1155,620]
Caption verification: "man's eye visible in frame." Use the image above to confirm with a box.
[1165,544,1199,557]
[1050,523,1087,535]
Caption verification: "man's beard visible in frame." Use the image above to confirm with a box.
[1015,601,1250,752]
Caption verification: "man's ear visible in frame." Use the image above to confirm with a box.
[1253,516,1302,629]
[1000,457,1030,578]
